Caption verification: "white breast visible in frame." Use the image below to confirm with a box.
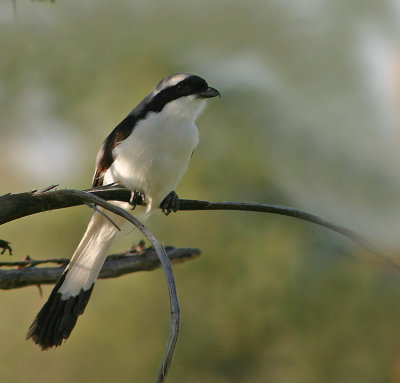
[103,97,204,211]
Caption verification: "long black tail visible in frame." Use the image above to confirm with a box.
[27,272,94,350]
[27,211,119,349]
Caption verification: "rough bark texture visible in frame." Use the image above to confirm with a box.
[0,246,201,289]
[0,185,385,264]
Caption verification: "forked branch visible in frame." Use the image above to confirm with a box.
[0,184,396,383]
[0,245,201,289]
[0,184,394,269]
[1,188,180,383]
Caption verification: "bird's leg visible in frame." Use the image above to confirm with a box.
[0,239,12,256]
[160,191,180,216]
[129,190,148,210]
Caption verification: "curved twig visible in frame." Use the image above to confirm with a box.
[178,200,395,268]
[19,189,179,383]
[0,185,392,267]
[85,202,122,231]
[0,185,396,381]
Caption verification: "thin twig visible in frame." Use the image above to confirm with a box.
[0,257,69,267]
[0,247,201,289]
[85,202,121,231]
[52,190,179,383]
[0,185,396,381]
[34,184,59,194]
[0,185,392,266]
[177,199,396,267]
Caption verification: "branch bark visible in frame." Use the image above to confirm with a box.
[0,246,200,289]
[1,187,181,383]
[0,183,396,383]
[0,184,393,269]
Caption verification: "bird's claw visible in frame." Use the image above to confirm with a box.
[129,191,148,210]
[160,191,180,216]
[0,240,12,256]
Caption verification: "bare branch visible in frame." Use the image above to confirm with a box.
[0,188,181,383]
[44,189,181,383]
[85,202,122,231]
[1,184,396,382]
[0,185,393,268]
[0,246,201,289]
[0,185,133,225]
[179,200,392,266]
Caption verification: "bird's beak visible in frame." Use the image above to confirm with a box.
[196,87,221,99]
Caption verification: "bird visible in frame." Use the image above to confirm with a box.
[27,73,220,350]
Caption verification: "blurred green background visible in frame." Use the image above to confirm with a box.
[2,1,400,382]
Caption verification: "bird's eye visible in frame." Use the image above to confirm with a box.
[177,83,190,93]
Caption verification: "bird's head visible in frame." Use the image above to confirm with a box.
[144,73,220,122]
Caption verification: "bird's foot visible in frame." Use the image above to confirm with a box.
[0,240,12,256]
[160,191,180,216]
[129,190,148,210]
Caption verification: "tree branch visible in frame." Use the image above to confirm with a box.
[0,184,394,269]
[1,188,180,383]
[0,184,396,382]
[0,246,201,290]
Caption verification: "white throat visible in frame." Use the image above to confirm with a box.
[104,96,206,211]
[160,96,207,124]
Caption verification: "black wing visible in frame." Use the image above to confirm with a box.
[91,78,195,187]
[92,114,138,187]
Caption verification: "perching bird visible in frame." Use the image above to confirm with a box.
[27,73,220,349]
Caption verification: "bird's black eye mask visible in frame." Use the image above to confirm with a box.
[149,76,209,112]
